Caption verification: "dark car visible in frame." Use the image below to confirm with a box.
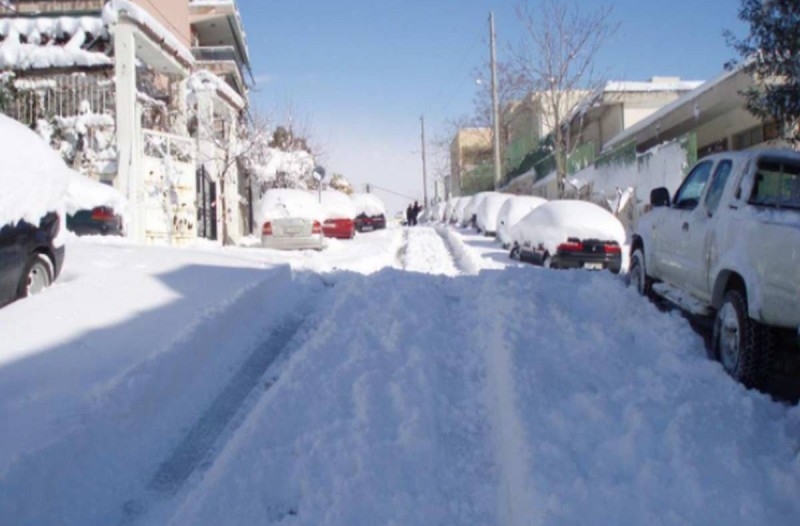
[67,206,124,236]
[354,213,386,232]
[0,212,65,308]
[513,237,622,274]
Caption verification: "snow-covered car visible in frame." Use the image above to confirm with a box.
[320,190,356,239]
[496,196,548,248]
[0,115,70,307]
[65,173,128,236]
[461,192,494,228]
[475,193,512,236]
[510,200,626,273]
[350,193,387,232]
[450,197,468,225]
[630,151,800,387]
[258,189,326,250]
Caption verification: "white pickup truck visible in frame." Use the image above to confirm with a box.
[630,150,800,387]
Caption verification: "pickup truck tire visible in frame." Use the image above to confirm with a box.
[713,289,775,388]
[629,249,653,297]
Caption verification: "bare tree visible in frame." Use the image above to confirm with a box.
[511,0,617,197]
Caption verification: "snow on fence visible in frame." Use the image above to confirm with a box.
[9,72,115,126]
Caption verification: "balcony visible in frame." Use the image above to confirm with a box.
[1,0,104,14]
[189,0,249,68]
[191,45,247,98]
[191,45,243,70]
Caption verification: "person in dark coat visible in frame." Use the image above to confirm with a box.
[412,201,421,226]
[406,204,413,226]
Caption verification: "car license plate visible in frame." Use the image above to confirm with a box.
[362,225,374,232]
[585,262,603,270]
[285,227,302,235]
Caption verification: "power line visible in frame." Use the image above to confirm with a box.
[367,184,416,201]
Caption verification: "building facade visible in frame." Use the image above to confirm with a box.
[449,128,492,197]
[0,0,251,245]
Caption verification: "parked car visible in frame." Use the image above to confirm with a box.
[630,150,800,387]
[65,173,127,236]
[258,189,326,250]
[496,196,548,249]
[510,200,626,273]
[450,197,468,225]
[462,192,494,228]
[320,190,356,239]
[0,114,71,307]
[476,193,512,235]
[350,193,387,232]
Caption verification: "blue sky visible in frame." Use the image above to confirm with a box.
[237,0,747,213]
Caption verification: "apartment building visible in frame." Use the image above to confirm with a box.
[449,128,492,197]
[0,0,251,245]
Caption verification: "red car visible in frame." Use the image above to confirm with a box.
[323,217,355,239]
[320,190,357,239]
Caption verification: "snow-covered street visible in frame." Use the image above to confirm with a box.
[1,226,799,526]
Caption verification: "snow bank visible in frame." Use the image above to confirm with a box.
[350,193,386,217]
[510,200,626,253]
[64,172,128,216]
[476,193,512,233]
[0,115,70,227]
[320,190,356,220]
[496,196,548,247]
[256,189,324,225]
[252,148,315,190]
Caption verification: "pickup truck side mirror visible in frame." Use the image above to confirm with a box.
[650,187,671,208]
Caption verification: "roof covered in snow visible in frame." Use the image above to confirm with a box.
[320,190,356,220]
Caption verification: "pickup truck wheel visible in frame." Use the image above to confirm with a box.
[713,290,775,388]
[628,249,652,297]
[509,245,521,261]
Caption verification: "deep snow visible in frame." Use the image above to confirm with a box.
[1,226,798,526]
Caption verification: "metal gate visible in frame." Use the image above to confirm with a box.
[196,167,217,240]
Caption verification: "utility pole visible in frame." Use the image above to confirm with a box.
[489,11,502,188]
[420,115,429,207]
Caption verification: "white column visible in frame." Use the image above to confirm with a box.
[114,21,144,241]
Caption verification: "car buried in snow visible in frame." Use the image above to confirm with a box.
[630,150,800,388]
[496,196,548,249]
[320,190,356,239]
[350,193,387,232]
[258,189,326,250]
[475,193,512,236]
[509,200,626,274]
[0,115,71,308]
[65,172,128,237]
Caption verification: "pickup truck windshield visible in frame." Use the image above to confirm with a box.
[751,160,800,209]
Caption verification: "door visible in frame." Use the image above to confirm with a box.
[655,160,714,285]
[681,159,734,300]
[196,167,217,241]
[0,222,27,306]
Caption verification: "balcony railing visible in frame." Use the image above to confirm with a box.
[191,46,243,69]
[2,0,105,14]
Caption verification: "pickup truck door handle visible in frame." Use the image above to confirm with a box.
[682,222,689,232]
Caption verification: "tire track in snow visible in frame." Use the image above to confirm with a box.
[118,284,323,526]
[470,274,542,526]
[403,227,459,276]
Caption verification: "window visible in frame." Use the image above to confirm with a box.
[705,160,733,214]
[750,160,800,209]
[674,161,713,210]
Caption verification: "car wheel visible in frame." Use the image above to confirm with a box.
[628,249,652,296]
[18,253,53,298]
[509,245,521,261]
[712,289,775,388]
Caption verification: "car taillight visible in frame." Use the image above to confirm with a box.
[91,207,115,221]
[312,221,322,234]
[557,240,584,252]
[603,244,622,254]
[262,222,273,236]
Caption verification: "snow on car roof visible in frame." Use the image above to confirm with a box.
[0,115,70,227]
[320,190,356,220]
[476,193,512,231]
[257,189,325,224]
[350,193,386,216]
[511,200,626,253]
[65,172,128,217]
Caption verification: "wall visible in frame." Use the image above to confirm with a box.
[131,0,192,49]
